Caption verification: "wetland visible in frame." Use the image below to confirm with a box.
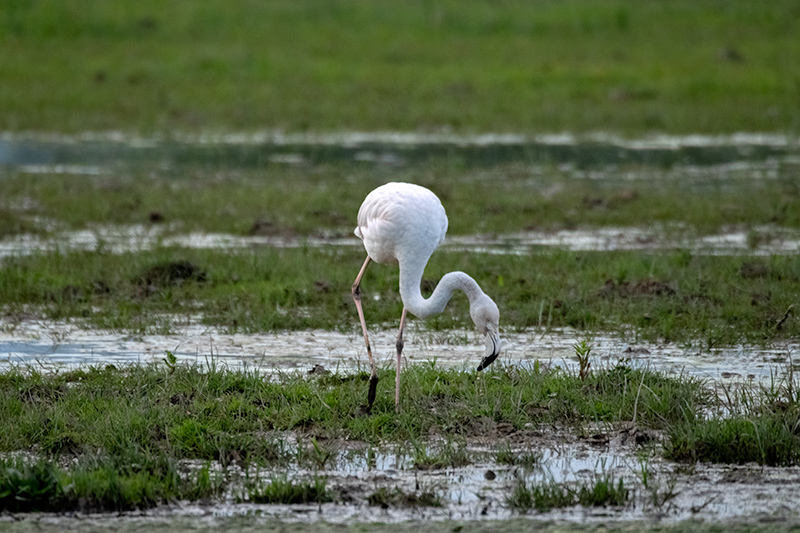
[1,132,800,531]
[2,1,800,529]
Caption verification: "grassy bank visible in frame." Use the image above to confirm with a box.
[2,162,800,238]
[1,360,798,513]
[1,1,799,134]
[0,360,702,512]
[2,246,799,345]
[0,362,705,455]
[0,360,693,511]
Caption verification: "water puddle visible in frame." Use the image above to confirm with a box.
[204,443,638,523]
[448,226,800,255]
[278,442,800,524]
[2,224,799,259]
[4,437,800,527]
[1,317,796,387]
[2,131,797,171]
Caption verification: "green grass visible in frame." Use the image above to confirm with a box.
[0,362,705,456]
[664,372,800,466]
[2,245,799,346]
[0,209,41,238]
[2,162,800,238]
[0,457,63,512]
[0,360,704,511]
[0,360,796,513]
[1,1,799,134]
[494,442,541,469]
[508,474,629,512]
[664,413,800,466]
[237,474,331,505]
[412,439,472,470]
[0,453,221,513]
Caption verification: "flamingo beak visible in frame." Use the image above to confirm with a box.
[477,330,501,371]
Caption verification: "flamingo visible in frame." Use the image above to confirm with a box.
[351,182,501,413]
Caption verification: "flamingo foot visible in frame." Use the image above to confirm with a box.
[366,375,379,413]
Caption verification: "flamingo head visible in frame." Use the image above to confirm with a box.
[471,295,501,371]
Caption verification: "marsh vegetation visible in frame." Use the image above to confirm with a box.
[1,353,798,515]
[2,141,799,524]
[2,142,799,524]
[1,245,799,346]
[2,1,800,527]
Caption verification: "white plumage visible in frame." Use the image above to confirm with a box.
[351,182,501,413]
[356,181,446,268]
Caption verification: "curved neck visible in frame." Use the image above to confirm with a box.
[398,257,484,319]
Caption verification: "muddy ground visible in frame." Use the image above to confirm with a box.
[2,317,800,530]
[2,429,800,531]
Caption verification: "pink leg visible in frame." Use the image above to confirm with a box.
[351,256,379,411]
[395,308,408,413]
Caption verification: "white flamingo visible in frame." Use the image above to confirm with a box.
[351,182,501,413]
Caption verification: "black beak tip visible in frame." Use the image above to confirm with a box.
[477,351,500,372]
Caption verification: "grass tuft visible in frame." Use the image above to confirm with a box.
[0,457,63,513]
[0,454,222,513]
[412,440,472,470]
[494,442,541,469]
[576,474,629,507]
[508,474,629,512]
[665,369,800,466]
[664,411,800,466]
[238,474,331,505]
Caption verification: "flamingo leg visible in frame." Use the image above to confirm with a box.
[395,307,408,413]
[352,255,378,412]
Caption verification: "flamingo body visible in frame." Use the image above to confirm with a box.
[355,182,447,272]
[351,182,501,413]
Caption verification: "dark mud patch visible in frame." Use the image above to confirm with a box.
[367,487,442,508]
[248,219,297,238]
[597,278,676,298]
[739,261,769,279]
[135,260,206,290]
[47,281,111,304]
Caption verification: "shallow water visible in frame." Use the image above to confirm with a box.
[230,442,800,525]
[2,223,799,259]
[2,316,796,388]
[2,131,797,171]
[3,435,800,527]
[1,316,798,528]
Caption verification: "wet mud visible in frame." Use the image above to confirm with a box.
[2,431,800,529]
